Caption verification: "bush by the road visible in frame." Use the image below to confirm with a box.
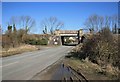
[25,38,48,45]
[80,27,119,69]
[67,27,120,79]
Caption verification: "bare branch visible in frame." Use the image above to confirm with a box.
[41,17,64,34]
[20,16,36,33]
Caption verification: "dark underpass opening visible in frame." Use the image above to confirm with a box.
[61,36,79,46]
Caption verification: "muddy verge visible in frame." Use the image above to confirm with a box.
[31,58,117,81]
[31,58,87,81]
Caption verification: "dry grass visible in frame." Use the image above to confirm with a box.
[1,44,38,57]
[64,58,120,80]
[105,64,120,79]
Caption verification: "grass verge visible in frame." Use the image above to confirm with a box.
[1,44,39,57]
[64,57,120,80]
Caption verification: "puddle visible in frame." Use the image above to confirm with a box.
[51,64,74,80]
[51,63,88,82]
[31,60,87,81]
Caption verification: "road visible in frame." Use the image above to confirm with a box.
[1,46,73,80]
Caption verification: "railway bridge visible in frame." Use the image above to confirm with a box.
[49,29,90,45]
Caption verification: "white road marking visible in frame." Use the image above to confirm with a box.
[0,61,19,68]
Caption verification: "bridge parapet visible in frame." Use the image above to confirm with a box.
[54,30,78,36]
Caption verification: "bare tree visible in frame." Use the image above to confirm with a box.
[20,16,36,33]
[99,16,104,29]
[84,14,100,32]
[8,16,35,34]
[10,16,18,26]
[104,16,111,28]
[5,16,35,48]
[41,17,64,34]
[111,14,118,33]
[41,18,49,34]
[84,14,114,33]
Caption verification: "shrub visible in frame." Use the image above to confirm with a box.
[26,39,37,45]
[38,38,48,45]
[80,27,119,69]
[25,38,48,45]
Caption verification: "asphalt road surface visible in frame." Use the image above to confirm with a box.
[1,46,73,80]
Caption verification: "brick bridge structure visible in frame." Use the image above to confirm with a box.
[49,29,90,45]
